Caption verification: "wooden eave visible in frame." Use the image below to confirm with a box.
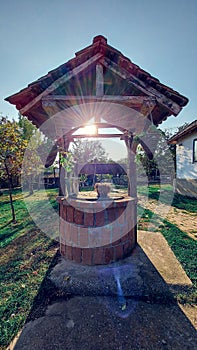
[5,35,188,128]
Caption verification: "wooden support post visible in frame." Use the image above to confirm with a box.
[128,152,137,197]
[125,135,138,244]
[58,136,70,196]
[96,64,104,97]
[125,135,137,198]
[124,134,138,197]
[59,163,65,196]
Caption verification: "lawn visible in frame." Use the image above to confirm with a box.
[0,185,196,349]
[0,188,59,350]
[138,185,197,296]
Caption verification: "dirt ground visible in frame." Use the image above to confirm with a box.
[138,195,197,240]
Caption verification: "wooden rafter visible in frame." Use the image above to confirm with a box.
[20,53,103,115]
[102,57,182,116]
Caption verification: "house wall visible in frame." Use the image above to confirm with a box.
[174,132,197,197]
[176,132,197,179]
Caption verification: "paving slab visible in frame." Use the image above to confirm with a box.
[138,230,193,292]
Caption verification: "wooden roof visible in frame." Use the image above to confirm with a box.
[5,35,188,130]
[78,163,126,175]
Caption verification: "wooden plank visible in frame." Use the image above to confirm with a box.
[68,123,126,136]
[102,58,181,116]
[42,94,156,106]
[20,53,103,115]
[72,133,123,139]
[96,64,104,96]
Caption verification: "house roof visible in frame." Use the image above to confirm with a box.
[5,35,188,129]
[168,119,197,144]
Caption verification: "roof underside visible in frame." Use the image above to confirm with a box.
[5,35,188,131]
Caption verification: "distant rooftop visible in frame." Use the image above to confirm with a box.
[168,119,197,143]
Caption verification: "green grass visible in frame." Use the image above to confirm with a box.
[138,184,197,213]
[138,185,197,303]
[0,185,197,348]
[0,188,59,349]
[172,193,197,212]
[79,186,94,192]
[161,220,197,286]
[138,205,197,286]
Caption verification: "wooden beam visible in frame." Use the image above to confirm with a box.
[42,94,156,107]
[20,53,103,115]
[72,133,123,139]
[93,122,125,131]
[67,123,126,137]
[102,57,181,116]
[96,64,104,96]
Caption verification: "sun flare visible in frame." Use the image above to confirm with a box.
[82,124,97,135]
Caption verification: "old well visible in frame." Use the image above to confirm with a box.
[5,35,188,265]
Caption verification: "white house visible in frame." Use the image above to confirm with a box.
[169,120,197,197]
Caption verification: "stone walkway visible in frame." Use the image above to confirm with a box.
[10,231,196,350]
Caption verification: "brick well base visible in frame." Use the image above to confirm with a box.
[57,196,137,265]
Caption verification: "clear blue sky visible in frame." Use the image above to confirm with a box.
[0,0,196,132]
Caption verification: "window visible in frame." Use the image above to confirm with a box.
[193,139,197,162]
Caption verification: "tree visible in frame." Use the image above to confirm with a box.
[21,130,56,195]
[18,115,56,195]
[70,139,108,164]
[176,122,189,133]
[21,131,44,195]
[18,114,40,194]
[156,129,176,173]
[0,116,27,222]
[135,128,176,180]
[62,139,109,189]
[18,113,36,141]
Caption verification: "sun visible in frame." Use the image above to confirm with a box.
[82,124,97,135]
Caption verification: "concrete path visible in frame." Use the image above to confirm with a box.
[12,231,196,350]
